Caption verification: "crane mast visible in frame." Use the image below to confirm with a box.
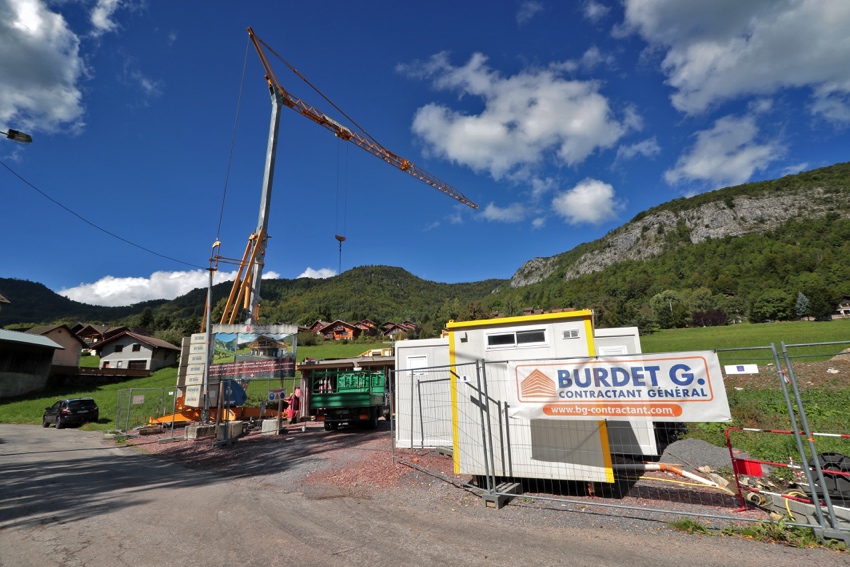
[215,28,478,327]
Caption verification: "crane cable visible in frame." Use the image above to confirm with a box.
[335,141,349,274]
[255,36,385,152]
[215,37,251,243]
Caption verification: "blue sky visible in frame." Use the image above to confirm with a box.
[3,0,850,307]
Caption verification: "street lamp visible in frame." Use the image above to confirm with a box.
[2,129,33,143]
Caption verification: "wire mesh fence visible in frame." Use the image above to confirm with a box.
[391,341,850,541]
[115,388,173,433]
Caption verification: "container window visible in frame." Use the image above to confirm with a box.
[487,333,515,347]
[486,329,547,348]
[516,330,546,344]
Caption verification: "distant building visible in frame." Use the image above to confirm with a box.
[316,320,361,341]
[75,324,128,350]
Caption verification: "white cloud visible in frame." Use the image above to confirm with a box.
[121,59,163,102]
[615,137,660,161]
[403,52,633,180]
[0,0,87,133]
[620,0,850,122]
[481,202,527,223]
[583,0,610,22]
[517,1,544,26]
[781,162,809,176]
[90,0,123,36]
[59,269,282,307]
[552,178,623,225]
[298,267,336,279]
[664,114,782,188]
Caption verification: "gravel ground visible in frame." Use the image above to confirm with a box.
[110,354,850,550]
[119,420,775,533]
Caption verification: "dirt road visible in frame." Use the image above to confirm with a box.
[0,424,844,566]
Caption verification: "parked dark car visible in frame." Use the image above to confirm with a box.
[42,398,99,428]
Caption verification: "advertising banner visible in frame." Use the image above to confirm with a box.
[508,351,731,422]
[209,358,295,380]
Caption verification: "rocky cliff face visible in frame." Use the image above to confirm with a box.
[510,188,846,287]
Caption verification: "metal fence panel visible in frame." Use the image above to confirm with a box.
[115,388,171,433]
[391,340,850,542]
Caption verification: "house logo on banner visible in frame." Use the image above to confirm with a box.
[510,351,731,422]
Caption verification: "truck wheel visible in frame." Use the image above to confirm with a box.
[324,422,338,431]
[366,411,378,430]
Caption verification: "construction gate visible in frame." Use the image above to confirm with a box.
[391,340,850,544]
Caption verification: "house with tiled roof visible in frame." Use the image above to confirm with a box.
[308,320,330,334]
[381,322,419,339]
[354,319,379,336]
[75,324,128,349]
[316,320,361,341]
[25,324,86,369]
[91,331,179,372]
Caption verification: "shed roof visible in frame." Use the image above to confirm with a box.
[0,329,63,350]
[25,324,87,347]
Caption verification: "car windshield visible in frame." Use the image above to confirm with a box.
[68,400,96,409]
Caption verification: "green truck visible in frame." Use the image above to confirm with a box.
[309,369,390,430]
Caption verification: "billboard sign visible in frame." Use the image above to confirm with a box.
[508,351,731,422]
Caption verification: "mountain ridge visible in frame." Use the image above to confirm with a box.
[3,162,849,332]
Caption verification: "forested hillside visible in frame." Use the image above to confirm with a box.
[0,267,505,340]
[3,163,849,340]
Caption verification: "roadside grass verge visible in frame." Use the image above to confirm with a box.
[669,518,847,551]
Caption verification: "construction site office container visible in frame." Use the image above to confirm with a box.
[394,337,451,449]
[447,311,610,483]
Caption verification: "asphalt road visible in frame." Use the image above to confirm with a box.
[0,424,845,567]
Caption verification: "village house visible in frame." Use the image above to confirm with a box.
[92,331,179,372]
[75,324,128,350]
[316,320,361,341]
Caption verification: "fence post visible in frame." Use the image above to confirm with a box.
[480,360,498,494]
[780,342,842,534]
[474,360,493,493]
[768,343,830,531]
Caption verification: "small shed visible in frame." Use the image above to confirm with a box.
[0,329,63,398]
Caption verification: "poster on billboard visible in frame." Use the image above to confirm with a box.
[210,324,298,381]
[507,351,731,422]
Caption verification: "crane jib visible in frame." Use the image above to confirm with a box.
[247,27,478,210]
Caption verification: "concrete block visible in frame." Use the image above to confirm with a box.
[261,418,285,435]
[185,424,216,439]
[216,421,245,441]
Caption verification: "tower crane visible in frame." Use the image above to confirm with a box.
[211,27,478,327]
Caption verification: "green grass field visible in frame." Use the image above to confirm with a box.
[2,323,848,466]
[640,318,850,354]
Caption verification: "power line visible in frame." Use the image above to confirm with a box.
[1,159,205,270]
